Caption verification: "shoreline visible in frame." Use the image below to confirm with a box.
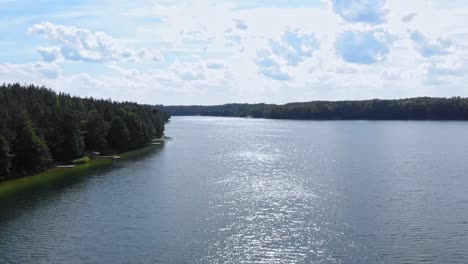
[0,144,164,199]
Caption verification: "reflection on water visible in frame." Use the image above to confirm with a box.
[1,117,468,264]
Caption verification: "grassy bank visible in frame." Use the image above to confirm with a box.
[0,144,162,199]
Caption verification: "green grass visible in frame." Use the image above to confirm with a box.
[71,156,90,165]
[0,144,161,199]
[0,158,112,199]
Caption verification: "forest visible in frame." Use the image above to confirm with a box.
[0,84,169,182]
[158,97,468,120]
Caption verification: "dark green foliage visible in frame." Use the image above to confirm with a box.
[0,84,169,181]
[10,112,52,176]
[58,109,86,161]
[159,97,468,120]
[0,135,12,181]
[124,112,150,149]
[84,110,109,152]
[108,116,130,152]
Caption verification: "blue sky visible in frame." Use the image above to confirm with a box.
[1,0,468,105]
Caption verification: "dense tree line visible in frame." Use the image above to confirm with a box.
[158,97,468,120]
[0,84,169,181]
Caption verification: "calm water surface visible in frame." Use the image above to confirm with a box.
[1,116,468,263]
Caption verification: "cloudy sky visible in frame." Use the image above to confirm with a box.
[1,0,468,105]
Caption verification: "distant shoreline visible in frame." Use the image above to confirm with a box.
[169,115,468,122]
[157,97,468,121]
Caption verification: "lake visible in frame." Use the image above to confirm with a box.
[1,116,468,264]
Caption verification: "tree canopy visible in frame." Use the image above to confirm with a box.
[158,97,468,120]
[0,83,169,181]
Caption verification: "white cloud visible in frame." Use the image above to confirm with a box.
[178,28,213,44]
[33,62,62,79]
[0,62,61,80]
[140,0,235,50]
[206,61,225,70]
[380,69,402,80]
[422,46,468,85]
[269,28,319,66]
[29,22,163,63]
[254,28,319,81]
[255,49,291,81]
[137,49,163,62]
[409,30,452,58]
[36,46,61,62]
[224,19,250,51]
[224,28,242,47]
[234,19,248,31]
[331,0,387,24]
[402,13,417,23]
[335,29,394,64]
[2,0,468,104]
[169,59,207,81]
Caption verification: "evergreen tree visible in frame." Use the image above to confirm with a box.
[85,110,109,151]
[59,109,85,161]
[107,116,130,152]
[11,112,52,175]
[0,135,12,180]
[0,84,168,182]
[124,112,149,149]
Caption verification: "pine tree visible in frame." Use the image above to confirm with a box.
[125,112,149,149]
[107,116,130,151]
[84,110,109,151]
[0,84,168,181]
[11,112,52,175]
[59,109,85,161]
[0,135,12,180]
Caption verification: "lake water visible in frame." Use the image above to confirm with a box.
[1,116,468,264]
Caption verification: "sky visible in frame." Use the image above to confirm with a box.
[1,0,468,105]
